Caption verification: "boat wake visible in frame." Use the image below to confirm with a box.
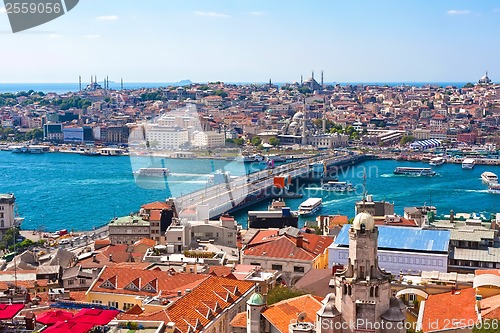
[463,189,490,193]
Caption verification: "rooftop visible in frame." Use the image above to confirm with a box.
[109,215,150,226]
[332,225,450,253]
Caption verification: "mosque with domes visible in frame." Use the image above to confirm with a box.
[278,110,349,148]
[478,71,492,85]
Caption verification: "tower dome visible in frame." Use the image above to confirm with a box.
[292,111,304,121]
[247,292,265,306]
[352,212,375,231]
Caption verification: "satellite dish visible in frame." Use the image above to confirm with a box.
[297,312,307,322]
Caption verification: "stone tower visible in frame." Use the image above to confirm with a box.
[333,212,405,333]
[246,292,265,333]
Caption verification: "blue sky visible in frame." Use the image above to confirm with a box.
[0,0,499,83]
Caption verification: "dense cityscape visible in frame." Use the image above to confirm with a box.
[2,0,500,332]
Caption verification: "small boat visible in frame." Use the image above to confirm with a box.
[133,168,171,178]
[298,198,322,216]
[268,198,287,211]
[11,145,28,153]
[429,157,445,166]
[98,148,127,156]
[79,150,101,157]
[394,167,436,176]
[481,172,498,185]
[488,184,500,194]
[462,158,475,169]
[322,181,354,192]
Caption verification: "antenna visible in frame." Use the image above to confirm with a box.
[362,167,367,200]
[297,312,307,322]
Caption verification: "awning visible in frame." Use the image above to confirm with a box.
[37,310,74,325]
[42,321,94,333]
[0,303,25,320]
[71,308,120,325]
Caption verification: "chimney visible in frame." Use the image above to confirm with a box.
[109,254,113,262]
[296,235,303,248]
[177,290,182,297]
[92,254,97,262]
[450,210,454,224]
[185,288,191,294]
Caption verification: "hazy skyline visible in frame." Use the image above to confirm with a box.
[1,0,499,83]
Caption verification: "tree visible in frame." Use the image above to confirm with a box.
[233,137,245,146]
[463,82,475,89]
[251,136,262,146]
[269,137,280,147]
[25,128,44,141]
[400,135,415,145]
[266,286,306,305]
[214,90,228,98]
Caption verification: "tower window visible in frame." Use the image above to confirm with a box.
[343,285,347,295]
[347,285,352,296]
[370,287,374,297]
[375,286,379,297]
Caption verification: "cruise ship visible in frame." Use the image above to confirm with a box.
[298,198,322,216]
[481,172,498,185]
[133,168,171,178]
[322,181,354,192]
[429,156,445,166]
[488,184,500,194]
[462,158,476,169]
[393,167,436,176]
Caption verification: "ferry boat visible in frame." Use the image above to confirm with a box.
[429,157,445,166]
[80,150,101,157]
[322,181,354,192]
[462,158,476,169]
[98,148,127,156]
[298,198,322,216]
[266,154,287,163]
[10,145,28,153]
[236,154,264,163]
[488,184,500,194]
[133,168,171,178]
[481,172,498,185]
[248,199,298,229]
[393,167,436,176]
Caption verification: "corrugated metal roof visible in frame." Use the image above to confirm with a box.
[333,225,450,252]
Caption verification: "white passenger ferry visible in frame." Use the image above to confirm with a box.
[481,172,498,185]
[393,167,436,176]
[429,157,445,166]
[462,158,475,169]
[133,168,171,178]
[298,198,322,216]
[322,181,354,192]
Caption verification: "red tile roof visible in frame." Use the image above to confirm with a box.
[149,210,162,221]
[243,233,332,261]
[230,312,247,328]
[166,276,254,333]
[134,238,157,248]
[480,293,500,320]
[247,229,279,246]
[142,201,171,210]
[89,266,208,297]
[421,288,478,332]
[262,295,323,333]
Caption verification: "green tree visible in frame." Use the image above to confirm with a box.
[251,136,262,146]
[267,286,306,305]
[400,135,415,145]
[25,128,44,141]
[463,82,475,89]
[233,137,245,146]
[269,137,280,147]
[214,90,228,98]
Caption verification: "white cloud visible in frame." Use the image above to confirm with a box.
[47,33,62,39]
[0,6,6,13]
[447,10,471,15]
[83,34,101,39]
[96,15,119,21]
[194,11,230,18]
[247,11,265,16]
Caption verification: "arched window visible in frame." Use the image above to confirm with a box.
[375,286,379,297]
[343,285,347,295]
[347,285,352,296]
[369,287,374,297]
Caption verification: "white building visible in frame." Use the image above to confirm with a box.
[145,126,189,149]
[0,194,22,239]
[191,130,226,148]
